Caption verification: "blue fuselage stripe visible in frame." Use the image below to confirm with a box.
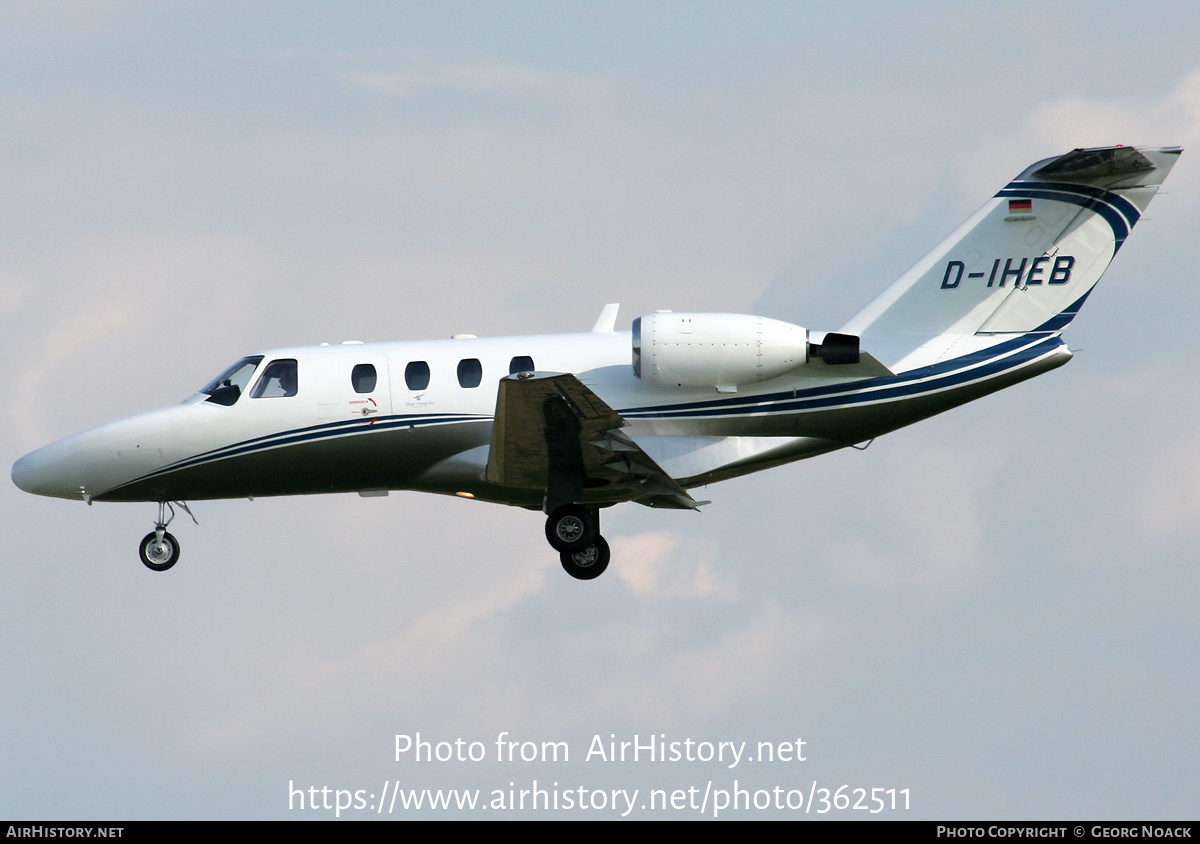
[620,333,1047,417]
[122,412,489,488]
[620,336,1063,420]
[115,333,1064,492]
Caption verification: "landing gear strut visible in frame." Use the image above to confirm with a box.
[545,504,610,579]
[138,501,194,572]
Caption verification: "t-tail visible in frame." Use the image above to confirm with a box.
[841,145,1182,373]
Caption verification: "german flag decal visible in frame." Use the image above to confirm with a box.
[1008,198,1033,214]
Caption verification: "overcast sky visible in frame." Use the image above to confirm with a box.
[2,1,1199,819]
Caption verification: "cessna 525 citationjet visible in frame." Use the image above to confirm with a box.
[12,145,1181,579]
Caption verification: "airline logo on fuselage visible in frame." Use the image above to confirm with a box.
[349,397,379,425]
[941,256,1075,289]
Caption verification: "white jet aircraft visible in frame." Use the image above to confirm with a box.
[12,145,1181,579]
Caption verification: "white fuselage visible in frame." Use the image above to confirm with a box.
[11,326,1071,508]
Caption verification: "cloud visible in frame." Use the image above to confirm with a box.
[179,524,552,760]
[1044,361,1200,560]
[11,302,134,443]
[339,51,579,99]
[654,602,841,724]
[958,70,1200,201]
[613,530,727,599]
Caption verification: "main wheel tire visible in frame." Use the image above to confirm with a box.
[560,535,610,580]
[545,504,597,552]
[139,531,180,572]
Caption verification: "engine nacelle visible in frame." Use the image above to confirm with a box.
[632,312,809,390]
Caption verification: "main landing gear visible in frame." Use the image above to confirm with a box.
[559,536,610,580]
[138,501,195,572]
[545,504,610,580]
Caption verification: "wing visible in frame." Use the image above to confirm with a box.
[486,372,705,510]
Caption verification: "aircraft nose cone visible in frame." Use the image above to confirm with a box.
[13,449,61,497]
[13,450,48,495]
[12,405,187,502]
[11,453,27,487]
[12,444,87,500]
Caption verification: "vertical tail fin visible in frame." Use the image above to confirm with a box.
[841,146,1182,371]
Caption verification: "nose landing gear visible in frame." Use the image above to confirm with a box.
[138,501,195,572]
[139,530,180,571]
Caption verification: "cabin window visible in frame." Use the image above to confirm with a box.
[201,356,263,406]
[405,361,430,391]
[509,355,534,375]
[457,358,482,388]
[250,359,299,398]
[351,363,377,394]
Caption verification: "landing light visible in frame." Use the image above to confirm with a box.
[455,491,475,499]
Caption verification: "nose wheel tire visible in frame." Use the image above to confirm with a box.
[139,532,180,572]
[560,536,610,580]
[545,504,598,552]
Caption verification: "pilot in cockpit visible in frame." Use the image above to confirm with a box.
[250,359,298,398]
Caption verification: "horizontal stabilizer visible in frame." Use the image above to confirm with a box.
[1033,146,1155,182]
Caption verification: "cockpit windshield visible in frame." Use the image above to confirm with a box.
[201,356,263,406]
